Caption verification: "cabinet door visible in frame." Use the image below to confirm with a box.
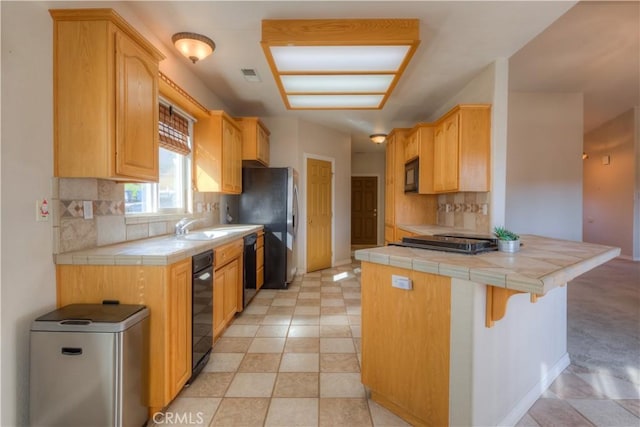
[221,119,242,194]
[361,263,451,426]
[384,225,395,244]
[115,31,159,181]
[168,259,192,397]
[232,125,243,192]
[395,227,416,241]
[223,258,240,324]
[434,114,459,193]
[221,119,235,193]
[384,136,395,226]
[257,125,270,166]
[404,131,419,162]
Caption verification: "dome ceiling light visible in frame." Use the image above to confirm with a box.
[369,133,388,144]
[172,32,216,64]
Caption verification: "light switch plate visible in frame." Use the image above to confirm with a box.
[36,199,49,222]
[83,201,93,219]
[392,274,412,290]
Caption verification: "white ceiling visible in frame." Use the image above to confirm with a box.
[124,1,638,153]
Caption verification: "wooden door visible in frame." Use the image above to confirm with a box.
[306,158,332,272]
[351,177,378,245]
[115,31,159,181]
[168,259,192,397]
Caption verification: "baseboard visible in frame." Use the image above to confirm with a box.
[498,353,571,426]
[617,254,639,262]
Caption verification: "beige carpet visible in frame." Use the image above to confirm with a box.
[567,257,640,384]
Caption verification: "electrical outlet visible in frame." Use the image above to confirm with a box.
[391,274,412,290]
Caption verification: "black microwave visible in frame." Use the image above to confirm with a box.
[404,158,419,193]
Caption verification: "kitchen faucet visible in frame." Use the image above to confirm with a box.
[175,218,201,236]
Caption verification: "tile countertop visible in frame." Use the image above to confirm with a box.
[54,225,263,266]
[355,234,621,295]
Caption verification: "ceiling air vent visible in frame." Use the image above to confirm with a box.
[241,68,261,82]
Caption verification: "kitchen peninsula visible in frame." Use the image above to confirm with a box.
[355,234,619,426]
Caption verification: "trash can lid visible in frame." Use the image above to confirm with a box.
[31,304,149,333]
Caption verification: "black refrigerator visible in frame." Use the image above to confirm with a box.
[224,167,298,289]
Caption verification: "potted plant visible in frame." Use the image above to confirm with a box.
[493,226,521,253]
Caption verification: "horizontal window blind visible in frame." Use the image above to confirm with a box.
[158,103,191,155]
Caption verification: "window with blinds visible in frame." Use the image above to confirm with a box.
[125,102,193,215]
[158,104,191,155]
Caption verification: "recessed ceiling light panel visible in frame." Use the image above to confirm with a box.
[261,19,420,110]
[281,75,394,93]
[288,94,384,109]
[270,46,410,72]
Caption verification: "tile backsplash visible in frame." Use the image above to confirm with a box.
[52,178,221,254]
[436,192,490,233]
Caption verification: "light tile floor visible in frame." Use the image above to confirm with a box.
[154,260,410,427]
[153,258,639,427]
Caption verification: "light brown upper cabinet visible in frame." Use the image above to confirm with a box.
[384,128,437,244]
[432,105,491,193]
[237,117,270,167]
[404,130,420,163]
[50,9,164,182]
[193,111,243,194]
[405,124,436,194]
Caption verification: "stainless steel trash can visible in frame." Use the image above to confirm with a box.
[29,303,149,427]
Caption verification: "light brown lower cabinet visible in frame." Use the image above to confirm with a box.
[394,227,416,242]
[361,262,451,426]
[56,258,192,416]
[213,239,243,338]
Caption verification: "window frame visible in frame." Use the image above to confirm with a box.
[124,98,195,217]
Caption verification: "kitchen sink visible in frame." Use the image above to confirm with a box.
[181,230,229,241]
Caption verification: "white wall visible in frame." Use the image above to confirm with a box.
[299,120,352,267]
[351,152,386,245]
[0,3,229,424]
[266,117,352,272]
[449,279,569,426]
[262,117,300,170]
[506,92,584,241]
[1,3,56,424]
[427,59,510,229]
[583,107,638,259]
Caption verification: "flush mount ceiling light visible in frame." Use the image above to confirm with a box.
[261,19,420,110]
[172,32,216,64]
[369,133,387,144]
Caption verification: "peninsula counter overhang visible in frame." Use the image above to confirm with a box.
[355,234,620,295]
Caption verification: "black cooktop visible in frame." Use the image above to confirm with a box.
[390,233,498,254]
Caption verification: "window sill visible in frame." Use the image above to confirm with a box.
[125,213,194,225]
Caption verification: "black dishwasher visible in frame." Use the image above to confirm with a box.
[190,249,213,384]
[243,233,258,307]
